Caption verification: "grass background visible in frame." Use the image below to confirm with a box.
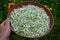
[0,0,60,40]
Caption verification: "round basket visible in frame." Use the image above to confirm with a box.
[7,2,54,38]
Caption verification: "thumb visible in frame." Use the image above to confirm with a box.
[1,18,10,26]
[5,18,10,26]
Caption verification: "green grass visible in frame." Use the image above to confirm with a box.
[0,0,60,40]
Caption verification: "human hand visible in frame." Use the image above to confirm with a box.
[0,18,11,40]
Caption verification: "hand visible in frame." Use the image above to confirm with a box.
[0,18,11,40]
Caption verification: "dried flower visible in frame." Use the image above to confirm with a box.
[50,8,52,11]
[8,2,15,11]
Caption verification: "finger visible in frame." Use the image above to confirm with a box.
[1,19,7,26]
[5,18,11,30]
[1,18,10,26]
[5,18,10,26]
[0,24,1,26]
[6,18,10,23]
